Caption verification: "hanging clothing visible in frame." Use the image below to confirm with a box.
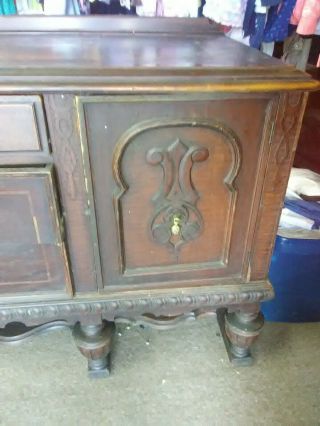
[291,0,320,67]
[0,0,17,14]
[242,0,299,47]
[135,0,173,17]
[43,0,65,14]
[226,27,250,46]
[43,0,81,14]
[243,0,270,48]
[284,199,320,230]
[203,0,248,27]
[250,13,267,48]
[135,0,157,16]
[119,0,131,9]
[78,0,90,14]
[16,0,43,14]
[263,0,297,42]
[162,0,200,17]
[261,0,280,5]
[136,0,200,17]
[290,0,320,36]
[90,0,130,14]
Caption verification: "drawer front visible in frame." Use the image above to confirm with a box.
[0,167,71,295]
[78,95,275,289]
[0,96,51,164]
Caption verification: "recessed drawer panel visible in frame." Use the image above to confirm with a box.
[0,96,51,164]
[0,166,72,296]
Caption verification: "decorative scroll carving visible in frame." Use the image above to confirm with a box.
[113,118,241,272]
[115,309,215,330]
[0,283,273,328]
[272,92,306,191]
[146,138,209,257]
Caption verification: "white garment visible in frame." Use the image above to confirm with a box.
[120,0,131,10]
[279,168,320,230]
[16,0,30,14]
[255,0,267,14]
[136,0,155,16]
[44,0,67,14]
[162,0,199,17]
[226,27,250,46]
[203,0,248,27]
[136,0,199,17]
[279,208,315,230]
[286,168,320,200]
[16,0,43,14]
[44,0,80,15]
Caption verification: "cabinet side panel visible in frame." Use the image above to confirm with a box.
[44,94,99,292]
[249,92,308,280]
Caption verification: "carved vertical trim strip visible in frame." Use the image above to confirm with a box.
[240,96,278,280]
[248,91,309,281]
[44,94,100,292]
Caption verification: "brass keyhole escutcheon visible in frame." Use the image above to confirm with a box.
[171,215,181,236]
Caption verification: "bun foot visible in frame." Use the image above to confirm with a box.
[73,320,115,378]
[217,307,264,366]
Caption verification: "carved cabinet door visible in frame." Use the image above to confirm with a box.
[78,95,277,290]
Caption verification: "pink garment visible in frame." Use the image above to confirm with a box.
[290,0,320,35]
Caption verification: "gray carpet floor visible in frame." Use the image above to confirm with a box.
[0,319,319,426]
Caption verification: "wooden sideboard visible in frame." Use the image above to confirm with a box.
[0,17,318,377]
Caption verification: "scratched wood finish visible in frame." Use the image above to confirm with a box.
[0,167,71,295]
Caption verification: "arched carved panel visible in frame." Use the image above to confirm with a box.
[113,119,241,273]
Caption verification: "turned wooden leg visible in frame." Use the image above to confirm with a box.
[73,320,115,378]
[217,306,264,366]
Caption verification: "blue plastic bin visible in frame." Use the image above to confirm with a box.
[262,231,320,322]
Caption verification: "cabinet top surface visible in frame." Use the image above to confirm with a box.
[0,17,318,92]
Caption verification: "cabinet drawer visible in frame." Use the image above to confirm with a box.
[0,166,71,295]
[0,96,51,164]
[78,95,275,289]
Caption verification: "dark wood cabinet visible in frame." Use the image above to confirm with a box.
[0,17,318,377]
